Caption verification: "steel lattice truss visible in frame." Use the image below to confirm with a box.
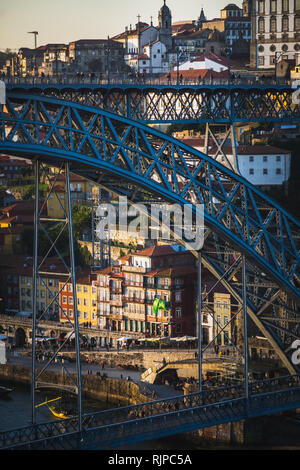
[1,376,300,449]
[6,83,300,123]
[1,92,300,373]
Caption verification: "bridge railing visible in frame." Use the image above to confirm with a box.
[0,375,299,449]
[5,386,300,450]
[3,76,291,87]
[80,374,300,430]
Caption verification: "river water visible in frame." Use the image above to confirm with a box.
[0,382,199,449]
[1,382,300,450]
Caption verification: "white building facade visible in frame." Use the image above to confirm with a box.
[179,139,291,188]
[253,0,300,68]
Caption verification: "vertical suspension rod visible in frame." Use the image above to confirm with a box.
[65,162,82,431]
[197,250,202,394]
[31,159,39,424]
[242,254,249,401]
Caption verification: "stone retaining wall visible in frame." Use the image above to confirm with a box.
[0,364,150,406]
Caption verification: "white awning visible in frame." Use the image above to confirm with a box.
[170,336,198,342]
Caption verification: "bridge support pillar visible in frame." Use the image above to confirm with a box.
[197,250,202,395]
[31,160,82,430]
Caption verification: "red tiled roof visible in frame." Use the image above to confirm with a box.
[164,69,229,80]
[145,265,196,278]
[207,144,291,155]
[133,245,176,257]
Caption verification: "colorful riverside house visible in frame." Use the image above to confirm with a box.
[213,292,232,346]
[18,257,68,320]
[144,265,197,337]
[96,244,199,338]
[46,173,97,219]
[59,271,97,326]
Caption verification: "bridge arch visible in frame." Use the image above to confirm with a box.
[1,92,300,372]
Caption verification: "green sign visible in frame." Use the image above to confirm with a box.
[152,298,166,313]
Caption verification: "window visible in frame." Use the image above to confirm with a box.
[249,156,254,162]
[282,15,289,31]
[175,307,182,317]
[263,168,268,175]
[175,292,181,302]
[276,155,281,162]
[258,0,265,14]
[258,56,265,66]
[270,0,277,13]
[276,168,281,174]
[249,168,254,175]
[282,0,289,11]
[263,155,268,162]
[258,17,265,32]
[270,55,276,65]
[63,296,67,304]
[270,16,277,32]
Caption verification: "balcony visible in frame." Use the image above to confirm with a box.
[123,296,145,304]
[123,280,144,287]
[110,287,122,294]
[107,313,123,321]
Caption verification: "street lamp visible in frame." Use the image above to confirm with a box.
[28,31,38,77]
[225,47,231,85]
[176,48,185,85]
[28,31,38,49]
[275,51,285,84]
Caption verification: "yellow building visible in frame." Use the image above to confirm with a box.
[18,258,68,319]
[47,174,98,219]
[59,272,98,327]
[213,292,231,346]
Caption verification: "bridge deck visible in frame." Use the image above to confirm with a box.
[1,377,300,450]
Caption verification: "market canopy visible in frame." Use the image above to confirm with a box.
[170,336,198,342]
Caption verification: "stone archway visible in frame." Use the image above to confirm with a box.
[15,328,26,347]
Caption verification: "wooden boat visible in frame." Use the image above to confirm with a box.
[47,405,70,419]
[0,385,14,396]
[36,396,75,420]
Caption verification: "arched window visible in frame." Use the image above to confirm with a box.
[270,16,277,32]
[258,17,265,32]
[282,15,289,31]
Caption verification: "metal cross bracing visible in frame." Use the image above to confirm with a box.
[31,160,83,430]
[91,186,111,269]
[0,92,300,377]
[5,82,300,124]
[1,375,300,449]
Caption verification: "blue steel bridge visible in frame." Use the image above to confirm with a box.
[0,80,300,449]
